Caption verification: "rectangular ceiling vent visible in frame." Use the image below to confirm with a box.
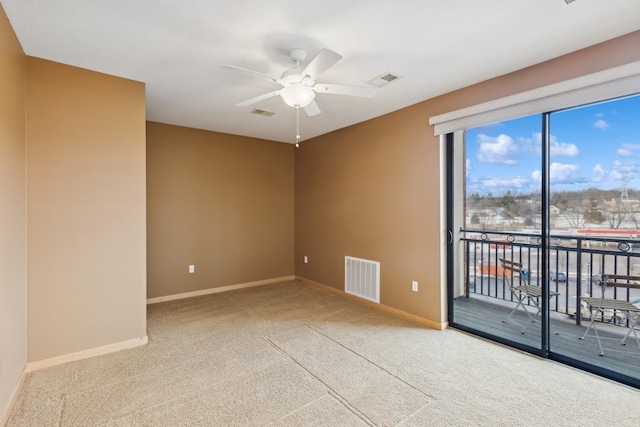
[560,0,579,5]
[251,108,276,117]
[368,72,402,88]
[345,256,380,304]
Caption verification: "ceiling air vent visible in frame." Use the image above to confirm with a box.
[368,72,402,88]
[250,108,276,117]
[560,0,579,5]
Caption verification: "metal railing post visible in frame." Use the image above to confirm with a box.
[575,237,582,326]
[465,237,470,298]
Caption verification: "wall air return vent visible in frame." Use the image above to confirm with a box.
[250,108,276,117]
[368,72,402,88]
[345,256,380,303]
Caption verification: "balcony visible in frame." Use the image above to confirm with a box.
[455,229,640,383]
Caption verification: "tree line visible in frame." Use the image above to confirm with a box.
[467,187,640,230]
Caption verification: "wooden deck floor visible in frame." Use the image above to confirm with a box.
[453,294,640,383]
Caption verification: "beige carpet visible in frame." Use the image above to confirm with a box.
[7,280,640,426]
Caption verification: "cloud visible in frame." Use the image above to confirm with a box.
[549,135,580,157]
[482,176,530,189]
[466,175,533,194]
[617,148,634,157]
[609,170,624,181]
[590,161,639,183]
[613,160,640,174]
[476,133,518,165]
[551,162,580,182]
[532,162,579,184]
[592,164,605,181]
[617,143,640,157]
[593,119,610,130]
[521,132,579,157]
[466,159,471,177]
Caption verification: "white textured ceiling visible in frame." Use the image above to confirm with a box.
[3,0,640,143]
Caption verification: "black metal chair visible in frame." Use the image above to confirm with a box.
[500,258,559,334]
[580,274,640,356]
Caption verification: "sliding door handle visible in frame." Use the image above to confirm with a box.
[448,230,453,244]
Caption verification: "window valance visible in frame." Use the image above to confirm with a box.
[429,61,640,136]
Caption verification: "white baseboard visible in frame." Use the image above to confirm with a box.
[25,336,148,373]
[1,366,27,427]
[146,275,296,305]
[296,275,448,331]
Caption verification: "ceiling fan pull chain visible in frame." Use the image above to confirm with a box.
[295,106,301,148]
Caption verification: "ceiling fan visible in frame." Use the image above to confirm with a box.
[222,48,376,117]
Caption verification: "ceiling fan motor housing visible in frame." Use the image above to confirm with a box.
[288,48,307,65]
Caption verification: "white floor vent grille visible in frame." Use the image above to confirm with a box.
[345,256,380,303]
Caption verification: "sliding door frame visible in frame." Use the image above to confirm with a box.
[541,112,551,357]
[445,128,546,357]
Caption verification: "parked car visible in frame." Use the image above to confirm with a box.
[550,271,566,282]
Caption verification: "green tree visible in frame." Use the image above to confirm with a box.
[500,191,516,211]
[584,209,605,224]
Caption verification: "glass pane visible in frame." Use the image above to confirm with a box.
[549,95,640,382]
[454,114,543,350]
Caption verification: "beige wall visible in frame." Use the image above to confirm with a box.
[146,122,294,299]
[295,30,640,326]
[295,107,440,320]
[0,3,26,418]
[26,58,147,362]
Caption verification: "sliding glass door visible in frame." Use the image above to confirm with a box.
[547,96,640,384]
[448,94,640,387]
[450,114,544,353]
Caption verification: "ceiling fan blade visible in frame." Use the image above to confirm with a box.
[221,65,283,85]
[301,49,342,80]
[236,90,281,107]
[314,84,376,98]
[303,100,321,117]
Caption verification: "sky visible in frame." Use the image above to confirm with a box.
[465,94,640,196]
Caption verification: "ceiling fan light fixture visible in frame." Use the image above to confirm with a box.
[280,85,315,108]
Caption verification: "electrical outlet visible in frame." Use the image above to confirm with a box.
[188,265,195,273]
[304,256,308,264]
[412,281,418,292]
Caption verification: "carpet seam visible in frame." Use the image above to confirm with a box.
[325,390,376,427]
[56,394,67,427]
[393,402,433,426]
[263,336,376,426]
[96,357,290,425]
[305,323,438,401]
[262,394,333,426]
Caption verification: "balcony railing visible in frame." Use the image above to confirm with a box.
[460,228,640,327]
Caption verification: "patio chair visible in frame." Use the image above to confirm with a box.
[499,258,560,334]
[580,274,640,356]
